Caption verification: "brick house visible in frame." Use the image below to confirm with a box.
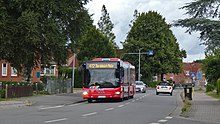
[0,50,78,82]
[0,60,58,82]
[164,62,206,86]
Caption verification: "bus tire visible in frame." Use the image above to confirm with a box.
[88,99,93,103]
[118,98,123,102]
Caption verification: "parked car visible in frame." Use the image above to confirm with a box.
[135,81,147,93]
[156,81,173,96]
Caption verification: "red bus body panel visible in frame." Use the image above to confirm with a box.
[81,58,135,101]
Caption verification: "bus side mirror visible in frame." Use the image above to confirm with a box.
[115,69,120,78]
[121,67,124,77]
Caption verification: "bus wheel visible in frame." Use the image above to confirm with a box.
[130,95,134,99]
[118,98,123,102]
[88,99,93,103]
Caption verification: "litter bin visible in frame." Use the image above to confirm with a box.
[184,84,192,100]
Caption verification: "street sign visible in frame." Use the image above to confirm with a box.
[197,72,202,79]
[190,72,196,77]
[148,50,154,56]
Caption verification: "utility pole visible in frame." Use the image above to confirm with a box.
[138,48,142,81]
[71,53,76,93]
[125,49,153,81]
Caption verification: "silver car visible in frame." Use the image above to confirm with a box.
[135,81,147,93]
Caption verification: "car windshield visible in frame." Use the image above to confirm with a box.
[159,82,171,86]
[135,82,143,85]
[88,68,120,88]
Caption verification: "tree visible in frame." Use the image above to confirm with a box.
[203,49,220,84]
[0,0,92,81]
[174,0,220,84]
[174,0,220,53]
[77,26,116,63]
[123,11,184,81]
[97,5,117,47]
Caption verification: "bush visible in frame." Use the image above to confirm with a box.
[38,90,50,95]
[182,98,192,113]
[206,83,215,92]
[0,89,5,98]
[32,82,45,91]
[217,78,220,95]
[1,81,31,86]
[74,69,82,88]
[147,81,160,88]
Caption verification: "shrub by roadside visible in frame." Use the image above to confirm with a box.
[217,78,220,95]
[206,83,215,92]
[147,81,160,88]
[180,91,192,115]
[206,91,220,100]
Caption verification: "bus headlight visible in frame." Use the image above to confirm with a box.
[83,91,88,96]
[115,91,120,95]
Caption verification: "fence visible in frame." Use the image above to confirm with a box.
[6,85,33,98]
[0,85,33,98]
[46,79,71,94]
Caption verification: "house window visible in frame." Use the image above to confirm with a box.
[50,65,56,75]
[11,67,17,76]
[40,65,56,76]
[186,71,190,76]
[2,63,7,76]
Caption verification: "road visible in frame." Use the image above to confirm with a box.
[0,89,216,124]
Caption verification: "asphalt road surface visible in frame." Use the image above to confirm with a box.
[0,89,215,124]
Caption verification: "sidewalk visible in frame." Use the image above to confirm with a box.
[0,90,85,109]
[187,91,220,123]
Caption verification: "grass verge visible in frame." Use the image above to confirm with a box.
[180,92,192,114]
[206,91,220,100]
[181,98,192,113]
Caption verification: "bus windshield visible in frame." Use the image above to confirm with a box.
[88,68,120,88]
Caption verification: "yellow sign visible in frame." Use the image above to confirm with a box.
[89,64,114,68]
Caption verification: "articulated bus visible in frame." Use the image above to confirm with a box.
[80,58,136,103]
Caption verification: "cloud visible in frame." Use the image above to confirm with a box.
[85,0,205,62]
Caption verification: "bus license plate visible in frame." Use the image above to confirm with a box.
[98,96,106,98]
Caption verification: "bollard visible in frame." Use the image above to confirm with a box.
[184,84,192,100]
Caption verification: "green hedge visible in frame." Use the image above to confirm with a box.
[32,82,45,91]
[0,81,32,86]
[73,69,82,88]
[147,81,160,88]
[206,83,215,92]
[217,78,220,95]
[0,89,5,98]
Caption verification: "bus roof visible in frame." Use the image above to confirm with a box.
[92,58,121,61]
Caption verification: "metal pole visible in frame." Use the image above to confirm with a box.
[138,49,141,81]
[71,53,76,93]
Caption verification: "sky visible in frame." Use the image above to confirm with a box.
[85,0,206,62]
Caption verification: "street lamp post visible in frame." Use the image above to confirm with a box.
[71,53,76,93]
[125,48,153,81]
[138,48,142,81]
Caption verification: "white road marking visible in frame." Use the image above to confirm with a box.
[125,102,131,105]
[44,118,68,123]
[136,98,139,100]
[149,123,160,124]
[105,108,114,111]
[40,105,64,110]
[68,103,83,107]
[158,119,167,122]
[165,116,173,119]
[82,112,97,117]
[131,100,135,102]
[118,105,124,108]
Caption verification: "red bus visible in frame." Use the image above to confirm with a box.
[80,58,136,103]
